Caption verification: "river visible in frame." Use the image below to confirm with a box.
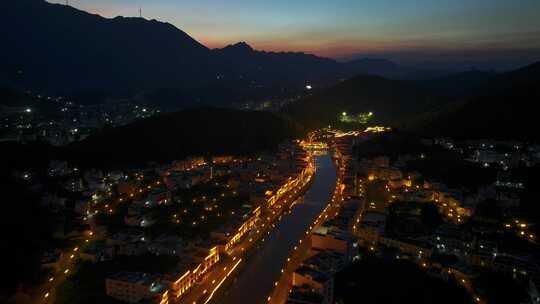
[220,154,337,304]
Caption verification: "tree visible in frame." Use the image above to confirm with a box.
[475,271,528,304]
[474,199,503,222]
[335,257,472,304]
[421,203,443,232]
[1,180,53,297]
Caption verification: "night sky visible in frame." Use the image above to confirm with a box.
[48,0,540,68]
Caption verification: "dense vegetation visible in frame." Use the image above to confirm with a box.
[417,70,498,98]
[280,60,540,141]
[62,107,301,168]
[386,202,443,236]
[352,132,428,161]
[407,82,540,140]
[0,141,54,176]
[0,179,54,297]
[406,153,497,190]
[474,271,529,304]
[281,75,448,131]
[334,257,472,304]
[406,61,540,140]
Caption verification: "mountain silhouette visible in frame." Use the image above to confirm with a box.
[345,58,403,78]
[1,0,218,93]
[408,61,540,140]
[1,0,347,95]
[213,41,343,84]
[219,42,256,54]
[0,0,461,99]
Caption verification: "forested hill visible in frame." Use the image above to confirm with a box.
[406,61,540,140]
[62,108,301,167]
[281,74,446,131]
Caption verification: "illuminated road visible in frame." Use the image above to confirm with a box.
[177,162,314,304]
[217,155,337,304]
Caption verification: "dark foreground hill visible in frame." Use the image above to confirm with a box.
[335,257,472,304]
[408,82,539,140]
[281,75,446,130]
[62,108,300,167]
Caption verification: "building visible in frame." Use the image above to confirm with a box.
[302,250,346,276]
[356,212,387,243]
[224,206,261,251]
[170,246,220,299]
[124,213,157,228]
[146,188,172,206]
[212,155,234,164]
[287,286,325,304]
[378,237,433,259]
[291,267,333,304]
[289,251,344,304]
[107,230,148,256]
[148,235,184,256]
[118,181,137,195]
[65,178,85,193]
[106,272,168,304]
[491,254,540,277]
[311,226,350,257]
[166,170,209,190]
[433,224,473,256]
[399,190,434,203]
[172,157,205,171]
[48,160,69,177]
[80,243,114,263]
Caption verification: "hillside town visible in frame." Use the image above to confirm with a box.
[0,92,160,145]
[275,131,540,304]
